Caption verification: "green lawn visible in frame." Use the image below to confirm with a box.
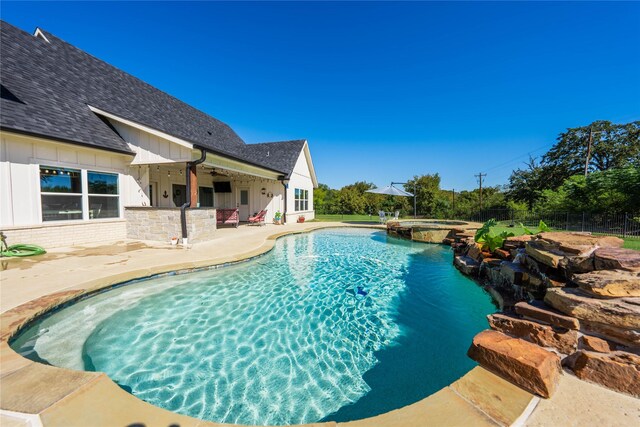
[623,238,640,251]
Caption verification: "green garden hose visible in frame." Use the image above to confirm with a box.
[1,244,47,257]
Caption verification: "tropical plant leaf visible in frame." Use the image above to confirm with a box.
[475,218,497,242]
[538,220,551,232]
[519,222,535,235]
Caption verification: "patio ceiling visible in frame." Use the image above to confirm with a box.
[201,152,282,181]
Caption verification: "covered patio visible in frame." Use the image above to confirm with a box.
[124,150,290,244]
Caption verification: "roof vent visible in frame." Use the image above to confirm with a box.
[207,131,212,136]
[266,150,270,157]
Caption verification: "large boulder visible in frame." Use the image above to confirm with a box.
[454,255,480,276]
[564,350,640,397]
[493,248,511,260]
[488,313,578,354]
[503,234,533,250]
[525,243,564,269]
[524,233,624,271]
[466,242,484,261]
[467,330,561,398]
[558,255,595,277]
[572,270,640,298]
[544,287,640,330]
[581,319,640,348]
[536,232,623,256]
[579,335,618,353]
[500,262,527,286]
[594,247,640,272]
[514,301,580,330]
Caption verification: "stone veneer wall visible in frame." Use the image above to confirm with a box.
[125,207,217,243]
[2,220,127,249]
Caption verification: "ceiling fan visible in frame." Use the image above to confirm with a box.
[210,168,229,177]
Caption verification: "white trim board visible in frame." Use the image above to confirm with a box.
[87,105,194,150]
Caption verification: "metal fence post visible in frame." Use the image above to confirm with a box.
[581,212,585,232]
[623,213,628,238]
[565,212,569,231]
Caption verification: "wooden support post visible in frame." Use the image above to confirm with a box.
[189,164,198,208]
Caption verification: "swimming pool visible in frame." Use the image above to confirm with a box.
[11,228,497,425]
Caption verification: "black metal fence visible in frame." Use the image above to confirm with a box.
[449,210,640,239]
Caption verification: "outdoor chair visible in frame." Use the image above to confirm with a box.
[216,208,239,228]
[248,210,267,226]
[378,210,387,224]
[393,210,400,220]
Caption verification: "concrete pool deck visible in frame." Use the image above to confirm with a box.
[1,222,638,426]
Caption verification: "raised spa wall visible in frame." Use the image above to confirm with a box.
[385,220,481,243]
[124,207,217,243]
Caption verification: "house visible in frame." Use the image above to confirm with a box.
[0,21,317,247]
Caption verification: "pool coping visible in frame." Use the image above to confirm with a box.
[0,223,538,427]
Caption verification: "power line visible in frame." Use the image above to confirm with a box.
[482,143,553,174]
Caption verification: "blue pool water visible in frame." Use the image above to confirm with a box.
[12,228,497,425]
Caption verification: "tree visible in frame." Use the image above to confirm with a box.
[404,174,441,217]
[535,166,640,213]
[542,120,640,184]
[506,157,546,209]
[313,183,331,214]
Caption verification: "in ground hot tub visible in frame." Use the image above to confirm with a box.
[386,219,481,243]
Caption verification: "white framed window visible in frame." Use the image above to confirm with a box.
[294,188,309,211]
[39,166,120,221]
[87,171,119,219]
[40,166,82,221]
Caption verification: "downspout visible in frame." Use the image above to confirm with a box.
[278,176,288,224]
[180,148,207,245]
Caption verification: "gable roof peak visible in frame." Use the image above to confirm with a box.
[33,27,50,43]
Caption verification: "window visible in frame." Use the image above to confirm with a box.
[40,166,82,221]
[39,166,120,221]
[172,184,186,207]
[199,187,214,207]
[294,188,309,211]
[88,171,119,219]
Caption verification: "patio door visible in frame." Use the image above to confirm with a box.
[238,188,250,221]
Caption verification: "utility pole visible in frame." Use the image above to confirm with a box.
[452,188,455,214]
[475,173,487,211]
[584,127,593,177]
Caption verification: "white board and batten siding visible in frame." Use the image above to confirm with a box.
[286,148,316,222]
[109,120,193,165]
[0,131,145,246]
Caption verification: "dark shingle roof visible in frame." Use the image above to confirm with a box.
[242,140,307,178]
[1,21,307,176]
[1,23,133,153]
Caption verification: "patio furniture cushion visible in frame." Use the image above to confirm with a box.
[216,208,239,228]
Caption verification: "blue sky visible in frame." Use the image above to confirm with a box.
[3,1,639,190]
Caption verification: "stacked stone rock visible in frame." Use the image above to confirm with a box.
[451,231,640,399]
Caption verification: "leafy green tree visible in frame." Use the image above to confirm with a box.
[542,120,640,183]
[506,157,547,209]
[313,183,330,214]
[334,186,366,214]
[403,174,442,217]
[535,166,640,213]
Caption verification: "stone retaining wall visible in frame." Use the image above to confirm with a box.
[125,207,216,243]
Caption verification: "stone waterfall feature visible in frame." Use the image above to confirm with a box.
[449,231,640,399]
